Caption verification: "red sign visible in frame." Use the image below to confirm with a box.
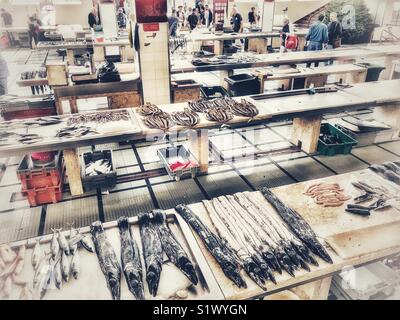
[143,23,160,32]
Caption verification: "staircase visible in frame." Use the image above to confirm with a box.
[295,3,331,28]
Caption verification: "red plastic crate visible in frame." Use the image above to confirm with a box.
[24,182,63,207]
[17,152,64,190]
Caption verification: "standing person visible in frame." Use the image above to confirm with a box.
[231,7,243,33]
[328,12,342,49]
[196,0,205,12]
[187,8,198,31]
[88,7,101,29]
[202,5,213,27]
[305,14,328,67]
[280,18,290,53]
[0,52,8,96]
[168,9,179,37]
[248,7,256,24]
[177,5,185,25]
[0,8,15,46]
[117,8,127,29]
[28,16,37,49]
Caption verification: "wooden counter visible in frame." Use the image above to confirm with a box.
[178,169,400,300]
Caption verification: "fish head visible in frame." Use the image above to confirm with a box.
[146,265,162,297]
[107,272,121,300]
[117,216,129,231]
[127,271,145,300]
[90,221,104,236]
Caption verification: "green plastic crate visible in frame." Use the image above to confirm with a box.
[317,123,358,156]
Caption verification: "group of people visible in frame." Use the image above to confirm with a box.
[279,12,343,59]
[170,1,214,32]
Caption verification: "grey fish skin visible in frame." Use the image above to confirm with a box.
[61,250,70,282]
[69,227,79,255]
[175,204,246,289]
[138,213,163,297]
[90,221,121,300]
[57,229,70,256]
[31,238,42,269]
[117,217,145,300]
[71,250,80,279]
[38,261,53,300]
[54,258,62,290]
[260,188,333,264]
[50,230,59,260]
[80,233,95,253]
[151,210,199,286]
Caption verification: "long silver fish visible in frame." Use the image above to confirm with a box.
[54,256,62,290]
[31,238,42,270]
[70,250,80,279]
[57,229,70,256]
[50,229,60,260]
[69,227,79,255]
[38,257,53,300]
[61,251,70,282]
[80,231,95,253]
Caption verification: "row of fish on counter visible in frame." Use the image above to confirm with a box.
[0,225,94,300]
[175,188,333,290]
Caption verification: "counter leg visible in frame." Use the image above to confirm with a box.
[220,70,233,89]
[120,46,127,63]
[69,98,79,114]
[382,56,397,80]
[373,103,400,138]
[64,148,84,196]
[291,115,322,153]
[346,70,367,84]
[214,40,224,55]
[188,129,209,173]
[291,277,332,300]
[66,49,75,66]
[93,46,105,63]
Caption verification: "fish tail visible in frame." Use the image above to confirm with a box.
[117,216,129,231]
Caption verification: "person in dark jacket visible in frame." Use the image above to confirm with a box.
[0,52,8,95]
[248,7,256,24]
[280,18,290,52]
[305,14,328,67]
[168,10,179,37]
[187,9,198,30]
[231,7,242,33]
[201,4,213,27]
[88,7,101,29]
[327,12,342,49]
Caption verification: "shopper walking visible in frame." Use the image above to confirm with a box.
[0,52,8,96]
[248,7,256,24]
[328,12,343,49]
[168,10,179,37]
[231,7,243,33]
[187,8,198,31]
[202,5,213,27]
[88,7,101,29]
[305,14,328,67]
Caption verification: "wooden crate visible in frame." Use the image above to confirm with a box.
[108,91,142,109]
[46,62,68,86]
[172,80,201,103]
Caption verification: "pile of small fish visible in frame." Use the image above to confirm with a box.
[85,158,112,176]
[67,110,130,126]
[303,183,351,207]
[90,213,198,300]
[56,125,98,138]
[346,180,393,216]
[370,161,400,186]
[137,103,163,116]
[30,226,94,299]
[25,116,62,126]
[20,69,47,81]
[188,99,210,113]
[226,98,259,118]
[176,189,333,290]
[188,97,258,117]
[143,113,174,131]
[171,108,200,127]
[0,244,29,299]
[205,107,234,124]
[319,133,343,145]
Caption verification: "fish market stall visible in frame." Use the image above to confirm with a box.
[0,213,223,300]
[174,169,400,300]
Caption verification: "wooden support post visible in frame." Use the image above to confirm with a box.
[64,148,84,196]
[346,70,367,84]
[120,45,127,63]
[291,115,322,153]
[298,36,306,51]
[214,40,224,55]
[305,75,328,88]
[66,49,75,66]
[69,98,79,114]
[373,103,400,138]
[248,38,268,54]
[220,70,234,89]
[258,74,265,94]
[382,56,397,80]
[291,276,332,300]
[93,46,105,63]
[188,129,209,173]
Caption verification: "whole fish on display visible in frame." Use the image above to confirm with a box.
[117,216,145,300]
[138,213,163,297]
[90,221,121,300]
[175,204,246,288]
[151,210,199,286]
[260,188,333,264]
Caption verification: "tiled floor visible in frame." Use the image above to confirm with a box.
[0,47,399,246]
